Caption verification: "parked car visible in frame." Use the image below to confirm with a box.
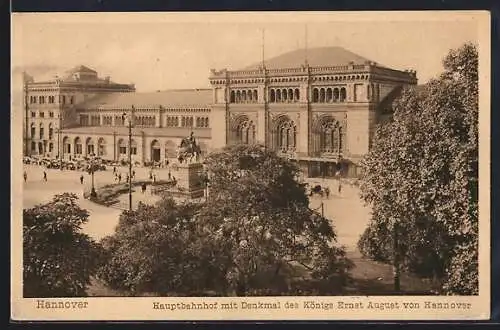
[46,160,61,169]
[64,161,77,170]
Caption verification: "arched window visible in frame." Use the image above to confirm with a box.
[230,91,236,103]
[30,123,35,138]
[236,91,241,103]
[333,88,340,102]
[270,89,275,102]
[318,119,345,154]
[276,118,296,151]
[313,88,319,102]
[49,124,53,140]
[181,117,186,127]
[150,140,160,162]
[175,117,179,127]
[236,120,256,145]
[242,90,247,102]
[288,89,293,102]
[340,87,347,102]
[248,90,253,102]
[367,85,371,101]
[253,90,258,102]
[86,137,95,156]
[319,88,326,103]
[282,89,287,102]
[326,88,333,102]
[196,117,201,127]
[97,138,106,156]
[39,123,44,139]
[276,89,282,102]
[74,137,82,155]
[63,136,71,154]
[294,88,300,101]
[205,117,209,128]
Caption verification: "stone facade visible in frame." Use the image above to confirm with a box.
[209,47,417,177]
[23,47,418,178]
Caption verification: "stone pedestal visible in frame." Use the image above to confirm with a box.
[174,162,204,199]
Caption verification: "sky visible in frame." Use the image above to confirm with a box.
[12,12,484,92]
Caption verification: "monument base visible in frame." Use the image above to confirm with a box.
[153,162,205,200]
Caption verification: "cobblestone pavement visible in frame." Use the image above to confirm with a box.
[22,165,371,249]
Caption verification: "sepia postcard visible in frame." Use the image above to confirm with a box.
[11,11,491,321]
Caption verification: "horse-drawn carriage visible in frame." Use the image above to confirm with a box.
[308,183,330,198]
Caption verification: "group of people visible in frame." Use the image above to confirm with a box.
[112,166,136,184]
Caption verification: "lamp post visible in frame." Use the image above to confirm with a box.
[122,106,134,211]
[58,113,63,171]
[89,153,97,198]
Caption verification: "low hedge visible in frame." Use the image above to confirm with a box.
[84,180,175,206]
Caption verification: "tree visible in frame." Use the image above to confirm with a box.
[23,193,103,297]
[200,144,352,296]
[98,144,352,296]
[358,43,478,295]
[96,200,219,296]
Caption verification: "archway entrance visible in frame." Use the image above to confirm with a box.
[151,140,160,162]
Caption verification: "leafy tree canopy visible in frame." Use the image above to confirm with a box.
[358,43,478,295]
[99,144,353,296]
[23,193,103,297]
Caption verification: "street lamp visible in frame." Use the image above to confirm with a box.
[122,106,135,211]
[58,113,63,171]
[89,153,97,198]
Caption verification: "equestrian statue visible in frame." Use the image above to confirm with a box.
[177,131,202,164]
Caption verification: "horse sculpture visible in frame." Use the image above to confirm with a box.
[177,132,202,164]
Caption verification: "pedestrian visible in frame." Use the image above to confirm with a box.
[80,175,84,185]
[325,186,330,199]
[118,173,122,183]
[141,183,146,194]
[168,171,171,180]
[126,174,129,183]
[23,171,27,183]
[113,166,116,174]
[338,183,342,195]
[43,171,47,182]
[149,171,153,180]
[153,175,156,183]
[132,170,135,179]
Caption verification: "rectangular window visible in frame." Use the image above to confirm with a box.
[49,128,53,140]
[131,147,137,155]
[119,147,127,155]
[39,112,44,118]
[39,128,44,139]
[31,112,35,118]
[31,142,36,151]
[49,112,54,118]
[49,143,53,152]
[70,96,74,104]
[62,95,66,104]
[31,127,35,138]
[76,144,82,154]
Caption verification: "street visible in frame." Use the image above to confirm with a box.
[22,165,371,250]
